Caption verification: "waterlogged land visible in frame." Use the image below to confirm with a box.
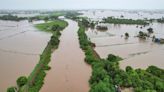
[1,10,164,92]
[41,19,91,92]
[16,19,68,92]
[76,16,164,92]
[0,20,51,92]
[84,10,164,69]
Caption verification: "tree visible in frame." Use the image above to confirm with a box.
[16,76,27,87]
[107,54,117,62]
[7,87,17,92]
[126,66,133,72]
[44,17,49,22]
[125,32,129,38]
[90,81,115,92]
[147,28,154,34]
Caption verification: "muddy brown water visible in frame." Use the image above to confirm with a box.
[84,10,164,69]
[0,20,51,92]
[40,19,91,92]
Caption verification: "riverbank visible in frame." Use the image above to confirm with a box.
[7,19,68,92]
[40,19,91,92]
[77,17,164,92]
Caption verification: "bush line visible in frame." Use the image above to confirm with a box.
[7,20,68,92]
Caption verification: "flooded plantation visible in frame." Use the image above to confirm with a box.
[40,19,91,92]
[84,10,164,69]
[0,20,51,92]
[0,9,164,92]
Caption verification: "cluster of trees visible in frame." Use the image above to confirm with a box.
[7,20,68,92]
[77,18,164,92]
[80,18,96,28]
[157,17,164,23]
[103,17,149,25]
[137,31,149,39]
[0,14,26,21]
[7,76,27,92]
[64,11,82,20]
[78,21,116,92]
[102,54,164,92]
[28,15,59,22]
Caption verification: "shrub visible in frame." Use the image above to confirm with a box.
[16,76,27,87]
[7,87,17,92]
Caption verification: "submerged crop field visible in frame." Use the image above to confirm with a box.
[0,1,164,92]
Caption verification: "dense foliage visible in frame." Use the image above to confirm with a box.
[103,17,149,25]
[16,76,28,88]
[7,87,17,92]
[0,14,26,21]
[77,18,164,92]
[157,18,164,23]
[78,21,116,92]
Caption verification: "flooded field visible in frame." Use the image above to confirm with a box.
[84,10,164,69]
[40,19,91,92]
[0,20,51,91]
[80,10,164,20]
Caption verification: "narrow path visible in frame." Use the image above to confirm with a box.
[40,19,91,92]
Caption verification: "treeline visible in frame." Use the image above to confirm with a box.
[28,15,59,22]
[7,20,68,92]
[78,21,117,92]
[77,18,164,92]
[0,14,27,21]
[157,18,164,23]
[102,17,149,25]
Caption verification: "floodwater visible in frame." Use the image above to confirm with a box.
[0,20,51,92]
[84,10,164,69]
[80,10,164,20]
[40,19,91,92]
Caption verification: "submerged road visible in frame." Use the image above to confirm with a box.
[40,19,91,92]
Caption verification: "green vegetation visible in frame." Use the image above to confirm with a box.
[35,20,68,33]
[0,14,26,21]
[138,31,148,39]
[147,27,154,34]
[146,66,164,80]
[103,17,149,25]
[17,76,28,88]
[7,87,17,92]
[28,15,60,22]
[77,17,164,92]
[78,20,117,92]
[157,18,164,23]
[7,19,68,92]
[125,32,129,38]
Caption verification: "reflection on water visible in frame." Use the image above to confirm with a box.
[85,10,164,69]
[40,19,91,92]
[0,20,51,92]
